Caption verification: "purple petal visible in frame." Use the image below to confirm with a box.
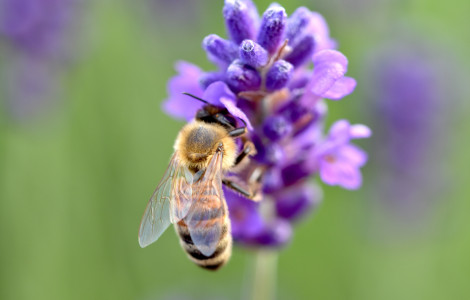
[313,49,348,68]
[315,119,351,155]
[202,81,236,105]
[319,157,362,189]
[310,50,348,96]
[202,81,254,130]
[162,61,204,121]
[335,163,362,190]
[220,97,254,130]
[322,76,356,100]
[337,144,368,167]
[308,12,336,52]
[350,124,372,139]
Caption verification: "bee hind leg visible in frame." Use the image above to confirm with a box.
[222,179,252,198]
[234,143,252,166]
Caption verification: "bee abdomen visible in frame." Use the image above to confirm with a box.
[176,219,232,271]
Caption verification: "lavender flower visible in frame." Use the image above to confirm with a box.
[162,0,370,247]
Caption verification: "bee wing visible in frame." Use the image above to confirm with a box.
[185,150,226,257]
[138,153,193,248]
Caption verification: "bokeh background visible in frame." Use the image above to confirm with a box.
[1,0,469,299]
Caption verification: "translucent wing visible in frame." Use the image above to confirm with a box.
[138,152,193,248]
[185,150,226,257]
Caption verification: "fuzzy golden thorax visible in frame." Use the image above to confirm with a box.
[174,122,237,172]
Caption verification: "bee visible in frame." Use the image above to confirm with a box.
[138,94,258,270]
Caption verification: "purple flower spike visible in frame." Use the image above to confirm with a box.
[275,183,323,221]
[257,4,286,54]
[285,35,316,67]
[223,0,259,44]
[239,39,268,68]
[202,34,239,65]
[262,115,292,142]
[160,1,370,251]
[226,60,261,93]
[265,60,293,91]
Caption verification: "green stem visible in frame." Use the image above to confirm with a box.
[245,250,279,300]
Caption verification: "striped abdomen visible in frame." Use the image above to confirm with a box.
[175,196,232,270]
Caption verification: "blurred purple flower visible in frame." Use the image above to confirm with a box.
[163,0,370,248]
[365,38,450,227]
[0,0,84,122]
[0,0,82,58]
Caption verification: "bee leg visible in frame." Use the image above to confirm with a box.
[228,127,247,137]
[213,113,236,129]
[222,179,252,198]
[234,143,252,166]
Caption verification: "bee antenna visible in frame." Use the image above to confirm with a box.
[182,92,209,104]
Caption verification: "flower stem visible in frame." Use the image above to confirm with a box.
[245,250,278,300]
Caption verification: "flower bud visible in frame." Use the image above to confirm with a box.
[262,115,292,142]
[275,183,322,221]
[285,34,315,67]
[252,219,292,247]
[202,34,238,64]
[252,134,285,166]
[226,60,261,92]
[281,159,314,187]
[257,4,286,54]
[265,60,293,91]
[285,7,312,46]
[239,39,268,68]
[223,0,259,44]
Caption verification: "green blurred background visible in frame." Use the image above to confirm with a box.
[1,0,469,299]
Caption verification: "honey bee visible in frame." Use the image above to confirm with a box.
[138,94,258,270]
